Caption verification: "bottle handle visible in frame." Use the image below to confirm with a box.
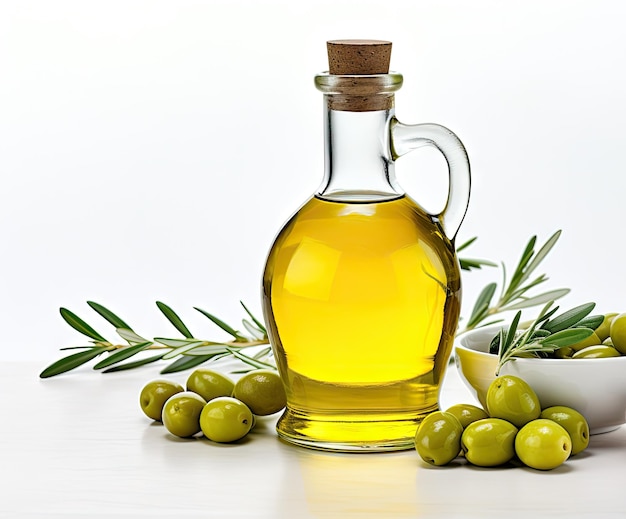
[390,119,471,241]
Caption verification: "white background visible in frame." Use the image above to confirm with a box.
[2,0,625,362]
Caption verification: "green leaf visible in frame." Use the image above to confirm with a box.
[194,307,244,340]
[456,236,477,252]
[501,288,570,311]
[575,314,604,331]
[39,346,108,378]
[467,283,497,328]
[242,319,265,340]
[459,257,497,271]
[156,301,193,339]
[527,302,559,332]
[87,301,132,330]
[117,328,149,344]
[530,329,551,339]
[60,308,108,342]
[182,346,230,356]
[471,318,505,329]
[154,337,201,348]
[501,311,522,356]
[506,274,548,301]
[92,342,152,370]
[508,235,537,290]
[516,302,554,346]
[499,261,508,300]
[160,354,214,374]
[162,341,209,360]
[540,328,594,348]
[540,302,596,333]
[240,301,267,334]
[102,352,167,373]
[517,230,561,288]
[225,347,276,369]
[253,346,272,360]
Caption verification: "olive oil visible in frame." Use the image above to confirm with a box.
[262,195,461,450]
[261,39,471,451]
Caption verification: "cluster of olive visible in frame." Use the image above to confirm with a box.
[415,375,589,470]
[554,312,626,358]
[139,368,287,443]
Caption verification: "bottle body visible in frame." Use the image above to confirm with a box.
[262,194,461,451]
[261,53,470,451]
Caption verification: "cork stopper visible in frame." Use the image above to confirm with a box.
[327,40,392,75]
[321,39,396,112]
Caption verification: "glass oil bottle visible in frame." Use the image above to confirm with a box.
[262,40,471,451]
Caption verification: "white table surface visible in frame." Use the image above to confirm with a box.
[2,360,625,519]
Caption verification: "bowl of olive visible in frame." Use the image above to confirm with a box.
[454,320,626,435]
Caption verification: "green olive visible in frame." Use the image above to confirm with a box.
[186,369,235,402]
[232,370,287,416]
[572,344,621,358]
[515,419,572,470]
[552,346,574,359]
[609,312,626,354]
[568,331,602,352]
[461,418,518,467]
[444,403,488,429]
[200,396,253,443]
[139,379,184,421]
[414,411,463,466]
[162,391,207,438]
[485,375,541,428]
[595,313,619,342]
[540,406,589,455]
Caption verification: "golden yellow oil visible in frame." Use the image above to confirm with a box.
[262,195,461,451]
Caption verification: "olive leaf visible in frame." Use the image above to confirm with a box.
[182,345,230,356]
[160,354,220,374]
[226,347,276,370]
[540,303,596,333]
[117,328,149,344]
[92,342,153,370]
[514,230,561,290]
[466,283,497,329]
[500,288,571,311]
[103,352,167,373]
[242,319,266,340]
[540,328,594,348]
[575,315,604,330]
[161,341,210,360]
[240,301,267,335]
[154,337,201,348]
[40,346,109,378]
[194,307,246,341]
[87,301,132,331]
[59,308,108,342]
[156,301,194,339]
[457,237,497,272]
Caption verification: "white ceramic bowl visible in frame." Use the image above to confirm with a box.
[454,324,626,434]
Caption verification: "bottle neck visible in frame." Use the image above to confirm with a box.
[316,104,403,202]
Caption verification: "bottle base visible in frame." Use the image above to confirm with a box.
[276,406,438,453]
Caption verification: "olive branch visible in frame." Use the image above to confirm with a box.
[39,301,273,378]
[457,230,570,335]
[491,301,602,375]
